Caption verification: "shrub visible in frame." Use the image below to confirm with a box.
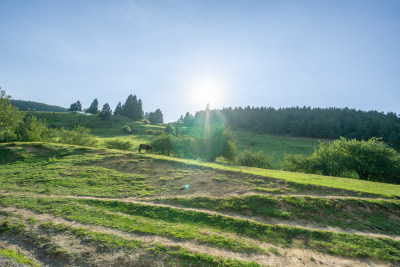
[142,119,150,125]
[151,134,174,155]
[198,126,237,162]
[122,125,131,134]
[172,135,199,159]
[236,150,272,169]
[56,126,98,147]
[15,116,52,142]
[165,123,176,135]
[104,139,133,151]
[280,137,400,184]
[0,90,24,141]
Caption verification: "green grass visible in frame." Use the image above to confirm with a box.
[1,214,260,267]
[28,111,164,137]
[142,153,400,197]
[233,130,317,165]
[0,195,264,254]
[2,142,399,198]
[40,222,260,267]
[0,143,154,197]
[2,194,400,263]
[0,249,39,267]
[154,195,400,235]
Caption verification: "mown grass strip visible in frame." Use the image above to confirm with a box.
[41,221,261,267]
[1,194,400,263]
[154,194,400,235]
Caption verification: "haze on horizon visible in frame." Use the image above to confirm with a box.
[1,0,399,122]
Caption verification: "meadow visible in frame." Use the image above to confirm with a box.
[1,138,400,266]
[233,130,317,165]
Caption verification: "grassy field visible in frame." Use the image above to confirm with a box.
[1,142,400,266]
[233,130,317,165]
[30,111,319,165]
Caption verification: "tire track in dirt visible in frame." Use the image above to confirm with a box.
[0,206,389,267]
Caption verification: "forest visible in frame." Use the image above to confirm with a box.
[11,99,66,112]
[181,106,400,150]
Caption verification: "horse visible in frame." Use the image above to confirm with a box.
[139,144,153,153]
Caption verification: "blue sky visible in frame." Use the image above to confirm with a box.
[1,0,399,122]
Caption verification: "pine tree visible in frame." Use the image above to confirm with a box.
[122,95,135,119]
[85,99,99,114]
[67,101,82,112]
[114,102,122,115]
[134,99,144,121]
[121,94,143,121]
[154,108,163,123]
[99,103,112,120]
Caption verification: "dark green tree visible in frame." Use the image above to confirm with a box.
[67,101,82,112]
[99,103,112,120]
[114,102,123,115]
[85,99,99,114]
[121,95,135,118]
[182,112,194,125]
[148,109,164,124]
[134,99,144,121]
[121,95,143,121]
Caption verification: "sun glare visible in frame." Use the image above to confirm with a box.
[189,76,225,109]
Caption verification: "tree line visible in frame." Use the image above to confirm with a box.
[67,94,163,124]
[11,100,67,112]
[180,106,400,150]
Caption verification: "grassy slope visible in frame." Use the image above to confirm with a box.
[143,153,400,198]
[2,112,400,265]
[1,143,400,265]
[233,130,317,165]
[30,111,318,164]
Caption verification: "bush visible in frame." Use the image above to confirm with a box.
[280,137,400,184]
[151,134,174,155]
[236,150,272,169]
[56,126,98,147]
[15,116,52,142]
[122,125,131,134]
[172,135,199,159]
[104,139,133,150]
[198,126,237,162]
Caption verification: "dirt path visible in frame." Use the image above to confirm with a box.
[2,192,399,241]
[0,206,389,267]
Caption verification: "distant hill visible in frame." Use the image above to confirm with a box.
[11,100,67,112]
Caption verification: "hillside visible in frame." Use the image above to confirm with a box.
[11,100,67,112]
[25,111,317,164]
[1,142,399,266]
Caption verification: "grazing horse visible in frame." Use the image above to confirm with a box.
[139,144,153,153]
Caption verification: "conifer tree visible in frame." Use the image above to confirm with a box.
[99,103,112,120]
[121,94,143,121]
[67,101,82,112]
[114,102,122,115]
[85,98,99,114]
[148,109,164,124]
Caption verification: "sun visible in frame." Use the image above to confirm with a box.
[189,76,224,109]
